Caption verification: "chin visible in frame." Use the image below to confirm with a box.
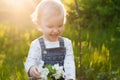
[50,38,58,42]
[50,39,57,42]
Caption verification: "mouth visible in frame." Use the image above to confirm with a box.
[50,33,60,39]
[50,34,58,38]
[50,32,60,36]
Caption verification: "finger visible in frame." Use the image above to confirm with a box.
[34,67,41,78]
[34,67,40,75]
[32,72,41,79]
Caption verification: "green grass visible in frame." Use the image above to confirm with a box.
[0,21,120,80]
[0,22,40,80]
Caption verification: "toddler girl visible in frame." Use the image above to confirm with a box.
[25,0,75,80]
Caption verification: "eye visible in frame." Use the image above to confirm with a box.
[47,25,53,28]
[58,24,63,28]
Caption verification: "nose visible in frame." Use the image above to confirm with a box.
[52,28,59,33]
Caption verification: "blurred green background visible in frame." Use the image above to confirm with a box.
[0,0,120,80]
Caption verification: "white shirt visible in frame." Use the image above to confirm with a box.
[24,37,76,80]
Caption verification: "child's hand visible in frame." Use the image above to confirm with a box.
[29,66,41,79]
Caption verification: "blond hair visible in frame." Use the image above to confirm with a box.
[31,0,66,25]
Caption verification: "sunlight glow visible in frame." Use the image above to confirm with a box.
[2,0,33,23]
[3,0,32,19]
[5,0,25,11]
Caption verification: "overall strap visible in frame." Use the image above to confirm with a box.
[58,37,64,47]
[38,37,65,49]
[38,37,45,50]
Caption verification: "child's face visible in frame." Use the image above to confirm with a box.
[40,14,64,42]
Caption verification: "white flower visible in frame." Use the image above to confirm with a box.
[38,62,65,80]
[40,68,49,80]
[52,64,65,79]
[38,60,49,80]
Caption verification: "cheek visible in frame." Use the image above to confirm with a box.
[41,26,49,32]
[44,28,52,34]
[60,27,64,32]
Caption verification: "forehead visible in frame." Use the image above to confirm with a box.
[43,4,64,16]
[42,10,64,20]
[41,14,64,26]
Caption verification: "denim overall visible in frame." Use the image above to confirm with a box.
[32,37,66,80]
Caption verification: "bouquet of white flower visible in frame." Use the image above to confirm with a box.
[38,61,65,80]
